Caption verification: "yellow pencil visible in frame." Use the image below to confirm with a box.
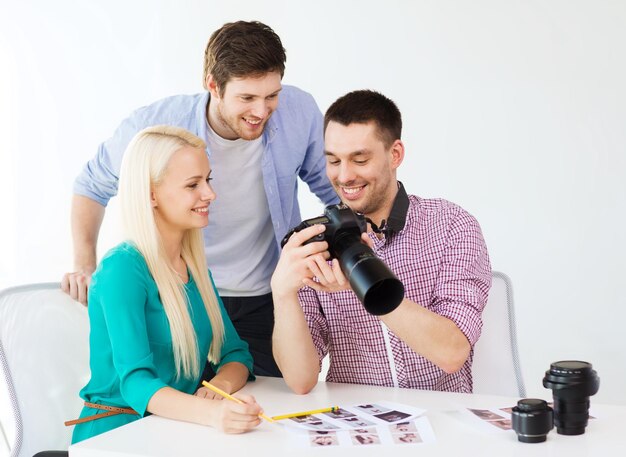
[271,406,340,421]
[201,381,275,423]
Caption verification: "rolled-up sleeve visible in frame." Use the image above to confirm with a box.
[297,91,339,207]
[431,211,492,346]
[73,110,144,206]
[298,286,330,367]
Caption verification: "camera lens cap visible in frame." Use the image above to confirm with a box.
[543,360,599,390]
[550,360,593,377]
[516,398,547,412]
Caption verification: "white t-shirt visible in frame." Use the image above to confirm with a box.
[202,125,277,296]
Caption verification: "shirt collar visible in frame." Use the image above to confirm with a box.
[201,91,278,146]
[378,181,409,235]
[197,92,211,147]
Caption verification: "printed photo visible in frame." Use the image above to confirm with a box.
[488,419,512,430]
[307,420,340,431]
[289,414,315,424]
[374,410,412,423]
[355,403,390,415]
[391,421,417,433]
[469,408,505,421]
[353,428,377,434]
[350,432,381,445]
[323,407,355,419]
[392,432,423,444]
[341,416,375,427]
[309,431,339,447]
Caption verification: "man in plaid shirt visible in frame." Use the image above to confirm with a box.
[271,90,491,394]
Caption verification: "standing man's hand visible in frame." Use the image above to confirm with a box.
[61,267,94,305]
[62,195,106,306]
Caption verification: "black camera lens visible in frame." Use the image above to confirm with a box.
[511,399,554,443]
[334,237,405,315]
[282,204,405,315]
[542,360,599,435]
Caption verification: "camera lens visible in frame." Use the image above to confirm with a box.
[282,204,405,315]
[542,360,599,435]
[335,236,404,315]
[511,399,553,443]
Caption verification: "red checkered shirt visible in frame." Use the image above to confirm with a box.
[298,194,491,392]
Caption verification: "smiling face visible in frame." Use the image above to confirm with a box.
[206,71,282,140]
[151,146,215,235]
[324,121,404,226]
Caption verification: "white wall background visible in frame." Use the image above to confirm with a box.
[1,0,625,408]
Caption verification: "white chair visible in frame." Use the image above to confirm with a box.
[316,272,526,398]
[472,271,526,397]
[0,283,89,457]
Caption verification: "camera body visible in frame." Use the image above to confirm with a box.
[281,204,404,315]
[281,203,368,255]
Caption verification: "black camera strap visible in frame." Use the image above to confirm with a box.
[365,181,409,236]
[366,217,387,235]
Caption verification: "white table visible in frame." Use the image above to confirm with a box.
[69,377,626,456]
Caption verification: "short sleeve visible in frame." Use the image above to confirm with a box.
[73,110,145,206]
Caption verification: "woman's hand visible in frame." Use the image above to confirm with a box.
[208,393,263,433]
[194,386,222,400]
[147,386,262,434]
[194,374,237,400]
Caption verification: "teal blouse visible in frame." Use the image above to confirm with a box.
[72,242,254,443]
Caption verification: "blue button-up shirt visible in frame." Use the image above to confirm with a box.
[74,85,339,247]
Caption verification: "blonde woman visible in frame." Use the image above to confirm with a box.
[70,126,262,442]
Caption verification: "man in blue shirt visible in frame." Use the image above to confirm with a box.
[62,21,338,377]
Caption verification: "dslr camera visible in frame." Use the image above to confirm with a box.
[281,204,404,315]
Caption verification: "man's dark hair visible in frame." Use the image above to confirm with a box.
[203,21,286,94]
[324,90,402,148]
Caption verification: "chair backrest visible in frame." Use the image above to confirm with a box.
[0,283,90,457]
[472,271,526,397]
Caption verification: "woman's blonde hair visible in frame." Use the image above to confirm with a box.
[118,125,224,380]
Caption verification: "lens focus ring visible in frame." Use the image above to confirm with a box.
[511,399,554,443]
